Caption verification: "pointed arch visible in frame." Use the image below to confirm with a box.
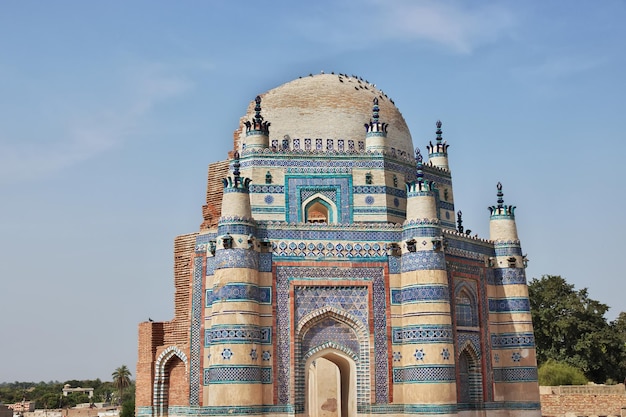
[455,281,479,327]
[153,346,189,417]
[457,342,483,404]
[295,306,370,412]
[303,194,337,224]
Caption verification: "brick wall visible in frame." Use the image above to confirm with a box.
[166,356,188,406]
[540,385,626,417]
[201,160,229,230]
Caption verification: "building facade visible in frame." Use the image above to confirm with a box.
[136,73,540,417]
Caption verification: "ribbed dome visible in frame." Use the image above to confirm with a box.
[238,73,414,156]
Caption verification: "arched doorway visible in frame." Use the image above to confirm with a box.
[458,344,483,404]
[153,347,188,417]
[305,348,356,417]
[302,195,337,224]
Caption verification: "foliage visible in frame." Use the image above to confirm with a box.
[538,360,588,386]
[529,275,626,383]
[111,366,132,406]
[120,396,135,417]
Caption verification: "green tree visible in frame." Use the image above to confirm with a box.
[529,275,626,383]
[111,366,132,405]
[538,360,588,386]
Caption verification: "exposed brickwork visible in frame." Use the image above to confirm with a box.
[166,356,189,406]
[201,160,229,230]
[540,385,626,417]
[136,321,163,407]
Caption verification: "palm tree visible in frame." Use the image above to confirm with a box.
[111,365,132,405]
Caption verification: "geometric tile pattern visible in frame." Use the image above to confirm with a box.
[203,366,272,384]
[401,251,446,272]
[215,248,259,270]
[217,222,256,236]
[494,245,522,257]
[206,284,271,305]
[257,225,402,242]
[249,184,285,193]
[390,285,450,305]
[492,367,538,382]
[276,266,389,405]
[445,236,495,258]
[402,226,441,240]
[489,268,527,285]
[388,256,401,274]
[488,298,531,313]
[294,286,369,328]
[490,332,535,349]
[205,325,272,346]
[301,318,360,357]
[189,256,204,406]
[258,253,272,272]
[392,365,456,383]
[273,241,387,260]
[286,176,352,223]
[457,331,482,359]
[391,325,453,344]
[353,185,406,198]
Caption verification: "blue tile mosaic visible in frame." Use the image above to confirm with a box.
[353,185,406,198]
[203,366,272,384]
[286,176,352,223]
[249,184,285,194]
[401,251,446,272]
[488,298,531,313]
[494,245,523,257]
[489,268,527,285]
[217,223,256,236]
[189,256,204,406]
[392,365,456,383]
[301,317,360,356]
[258,252,272,272]
[214,249,259,270]
[490,332,535,349]
[257,225,402,242]
[272,240,387,260]
[391,325,453,344]
[276,266,389,405]
[492,367,538,382]
[388,256,401,274]
[206,284,271,305]
[390,285,450,305]
[205,325,272,346]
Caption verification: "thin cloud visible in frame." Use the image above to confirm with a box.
[289,0,516,54]
[0,65,193,184]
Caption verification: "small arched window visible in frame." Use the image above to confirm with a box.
[456,287,478,327]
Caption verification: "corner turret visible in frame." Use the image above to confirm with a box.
[220,152,252,220]
[365,97,389,153]
[426,120,450,170]
[243,96,270,150]
[489,182,522,267]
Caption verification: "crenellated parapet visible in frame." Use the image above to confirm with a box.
[426,121,449,159]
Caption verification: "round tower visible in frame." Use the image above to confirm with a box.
[365,97,389,152]
[242,96,270,150]
[398,151,457,409]
[205,152,264,407]
[488,183,540,410]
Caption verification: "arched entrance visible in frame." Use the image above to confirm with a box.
[153,347,188,417]
[458,343,483,404]
[305,348,356,417]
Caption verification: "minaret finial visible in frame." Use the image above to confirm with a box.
[436,120,443,144]
[245,95,270,136]
[426,120,450,161]
[416,148,424,182]
[489,182,515,218]
[457,210,463,233]
[233,151,241,179]
[364,97,389,137]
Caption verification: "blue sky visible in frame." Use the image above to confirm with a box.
[1,1,625,383]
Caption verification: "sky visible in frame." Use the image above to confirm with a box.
[1,0,625,383]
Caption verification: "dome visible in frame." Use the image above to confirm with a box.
[238,73,414,156]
